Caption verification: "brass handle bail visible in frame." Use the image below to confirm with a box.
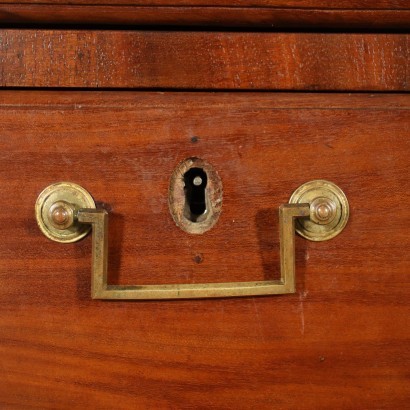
[35,180,348,299]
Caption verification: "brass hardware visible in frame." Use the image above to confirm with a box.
[76,204,309,299]
[48,201,76,230]
[35,182,96,243]
[35,179,348,299]
[289,180,349,241]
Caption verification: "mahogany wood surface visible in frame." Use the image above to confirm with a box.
[1,31,408,90]
[0,92,409,409]
[1,0,408,7]
[2,5,409,28]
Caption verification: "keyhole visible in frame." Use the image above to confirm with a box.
[184,167,208,222]
[169,157,222,234]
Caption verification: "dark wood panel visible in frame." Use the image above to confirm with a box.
[1,31,408,90]
[1,0,409,8]
[0,92,409,408]
[2,5,409,28]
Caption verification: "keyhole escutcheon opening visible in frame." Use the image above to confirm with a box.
[184,167,208,222]
[169,157,223,234]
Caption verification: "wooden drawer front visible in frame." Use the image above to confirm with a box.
[1,31,408,90]
[0,92,409,408]
[1,3,409,28]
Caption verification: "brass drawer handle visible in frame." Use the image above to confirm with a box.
[78,204,309,299]
[35,180,348,300]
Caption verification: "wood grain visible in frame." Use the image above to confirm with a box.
[1,0,409,8]
[0,92,409,408]
[1,31,408,90]
[2,5,410,28]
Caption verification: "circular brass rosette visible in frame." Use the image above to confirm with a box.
[35,182,96,243]
[289,180,349,241]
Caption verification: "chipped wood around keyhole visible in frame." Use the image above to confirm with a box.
[168,157,223,234]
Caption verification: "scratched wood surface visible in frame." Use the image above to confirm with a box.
[0,92,409,409]
[0,31,408,90]
[2,5,409,28]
